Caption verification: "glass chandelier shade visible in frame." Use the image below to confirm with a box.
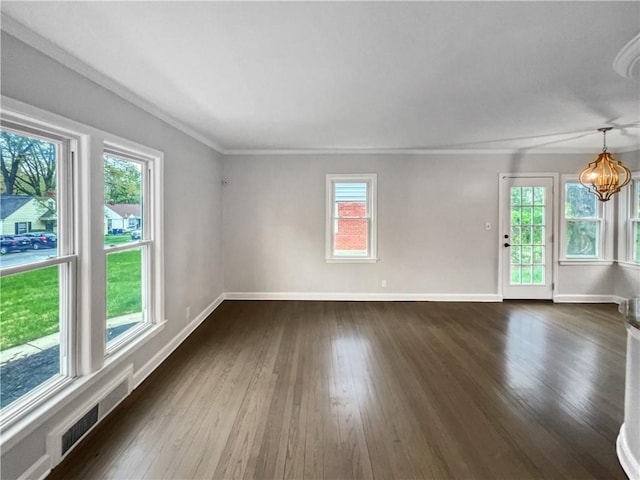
[579,128,631,202]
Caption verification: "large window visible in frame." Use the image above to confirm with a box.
[0,123,75,418]
[326,174,377,262]
[103,148,155,351]
[562,180,608,260]
[0,103,163,431]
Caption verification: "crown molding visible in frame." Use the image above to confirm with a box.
[0,14,226,154]
[223,146,640,156]
[614,32,640,81]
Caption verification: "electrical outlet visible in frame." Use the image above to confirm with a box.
[381,280,387,288]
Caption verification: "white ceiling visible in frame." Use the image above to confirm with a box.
[2,1,640,153]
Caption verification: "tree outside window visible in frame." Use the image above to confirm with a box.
[565,183,601,258]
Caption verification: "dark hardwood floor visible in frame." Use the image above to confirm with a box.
[48,300,628,479]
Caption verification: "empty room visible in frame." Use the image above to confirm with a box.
[1,1,639,479]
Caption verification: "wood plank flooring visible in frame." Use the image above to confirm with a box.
[47,301,628,479]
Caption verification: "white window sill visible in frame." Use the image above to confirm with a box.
[617,261,640,270]
[558,259,614,266]
[326,257,379,264]
[105,319,166,363]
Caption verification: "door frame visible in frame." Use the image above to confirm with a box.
[498,172,560,300]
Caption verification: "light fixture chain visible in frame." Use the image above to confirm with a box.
[598,126,612,152]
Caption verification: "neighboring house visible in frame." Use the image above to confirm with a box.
[104,203,141,234]
[0,194,56,235]
[335,201,367,252]
[335,183,368,253]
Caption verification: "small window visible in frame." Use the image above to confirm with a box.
[562,182,603,259]
[14,222,29,235]
[326,174,377,262]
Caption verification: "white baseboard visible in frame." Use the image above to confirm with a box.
[553,294,618,303]
[617,424,640,480]
[224,292,503,302]
[17,454,50,480]
[132,293,225,389]
[612,295,626,305]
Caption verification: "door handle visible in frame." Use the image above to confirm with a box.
[504,243,511,248]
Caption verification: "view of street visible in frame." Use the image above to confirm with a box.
[0,249,58,268]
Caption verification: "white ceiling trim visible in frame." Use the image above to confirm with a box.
[613,32,640,81]
[224,147,640,156]
[1,14,226,154]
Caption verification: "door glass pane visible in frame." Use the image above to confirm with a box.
[533,226,544,245]
[533,187,545,205]
[0,130,59,269]
[533,266,544,284]
[106,248,143,344]
[521,266,532,284]
[511,246,521,265]
[533,246,544,264]
[0,265,61,409]
[533,207,544,225]
[511,226,521,244]
[511,209,521,226]
[509,186,546,285]
[511,187,521,206]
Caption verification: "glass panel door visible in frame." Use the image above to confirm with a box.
[502,176,554,299]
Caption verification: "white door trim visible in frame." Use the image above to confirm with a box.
[498,172,559,300]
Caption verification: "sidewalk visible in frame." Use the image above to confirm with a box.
[0,313,141,364]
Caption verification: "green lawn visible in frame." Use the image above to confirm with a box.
[106,249,142,318]
[0,235,142,350]
[0,266,60,351]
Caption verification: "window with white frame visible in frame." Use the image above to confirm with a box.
[562,181,604,259]
[103,147,157,351]
[0,121,76,417]
[326,174,377,262]
[629,176,640,263]
[0,103,164,428]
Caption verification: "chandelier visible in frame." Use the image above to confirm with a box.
[579,127,631,202]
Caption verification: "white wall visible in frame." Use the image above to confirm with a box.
[222,152,620,299]
[1,32,224,479]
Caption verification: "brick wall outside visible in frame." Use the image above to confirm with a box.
[335,202,367,252]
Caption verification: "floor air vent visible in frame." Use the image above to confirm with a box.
[61,404,98,455]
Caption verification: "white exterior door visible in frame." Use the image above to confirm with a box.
[501,175,555,300]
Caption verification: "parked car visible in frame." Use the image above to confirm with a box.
[130,230,141,240]
[0,235,32,254]
[23,232,57,250]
